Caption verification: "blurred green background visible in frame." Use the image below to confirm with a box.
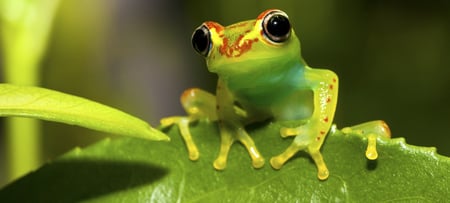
[0,0,449,186]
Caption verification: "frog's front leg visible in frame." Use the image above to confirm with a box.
[213,122,265,170]
[270,68,338,180]
[160,88,217,160]
[341,120,391,160]
[214,79,264,170]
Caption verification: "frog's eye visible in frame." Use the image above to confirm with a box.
[192,25,211,57]
[262,10,291,43]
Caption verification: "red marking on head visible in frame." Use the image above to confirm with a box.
[219,34,259,58]
[204,21,224,33]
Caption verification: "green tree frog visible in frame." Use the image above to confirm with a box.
[161,9,391,180]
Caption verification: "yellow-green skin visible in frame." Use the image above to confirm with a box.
[162,9,390,180]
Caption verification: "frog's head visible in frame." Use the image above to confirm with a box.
[191,9,305,83]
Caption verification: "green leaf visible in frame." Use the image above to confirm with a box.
[0,84,169,141]
[0,121,448,202]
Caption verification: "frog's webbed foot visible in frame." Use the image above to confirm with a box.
[213,124,264,170]
[160,116,199,160]
[271,125,329,180]
[341,120,391,160]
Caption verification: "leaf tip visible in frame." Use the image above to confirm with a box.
[148,127,170,141]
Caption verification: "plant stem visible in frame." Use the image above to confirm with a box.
[6,118,41,180]
[0,0,60,181]
[2,21,42,181]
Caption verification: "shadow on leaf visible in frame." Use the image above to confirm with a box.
[0,159,167,202]
[366,159,378,171]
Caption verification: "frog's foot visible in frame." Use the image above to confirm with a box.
[271,125,330,180]
[160,116,199,161]
[270,141,329,180]
[341,120,391,160]
[213,126,264,170]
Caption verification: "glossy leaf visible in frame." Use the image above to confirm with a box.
[0,84,169,141]
[0,121,448,202]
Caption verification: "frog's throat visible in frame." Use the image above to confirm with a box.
[225,63,306,106]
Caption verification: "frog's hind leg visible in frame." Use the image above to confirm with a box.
[341,120,391,160]
[160,88,217,160]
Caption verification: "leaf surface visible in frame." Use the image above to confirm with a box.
[0,122,448,202]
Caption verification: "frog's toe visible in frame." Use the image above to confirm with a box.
[189,149,200,161]
[317,167,329,180]
[342,120,391,160]
[160,116,201,161]
[366,150,378,160]
[270,142,306,170]
[270,156,285,170]
[309,149,329,180]
[160,116,179,128]
[252,157,265,169]
[280,126,302,138]
[213,157,227,170]
[365,134,378,160]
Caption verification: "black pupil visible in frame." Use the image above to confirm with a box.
[267,15,290,38]
[192,27,210,55]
